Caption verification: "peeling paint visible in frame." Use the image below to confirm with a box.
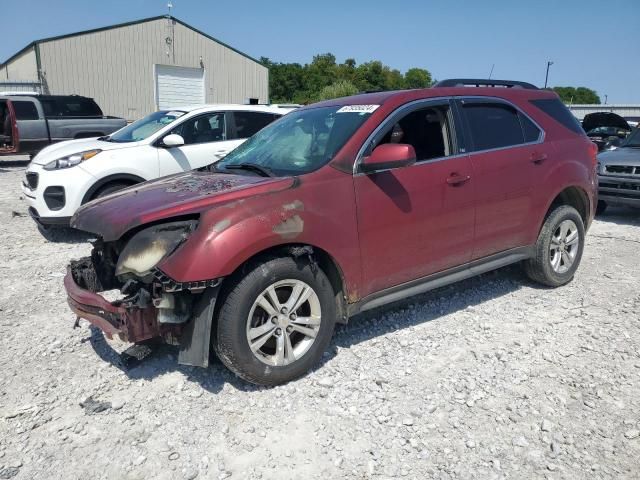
[166,177,242,195]
[273,215,304,239]
[283,200,304,211]
[212,218,231,233]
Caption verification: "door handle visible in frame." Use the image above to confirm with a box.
[446,173,471,186]
[530,152,548,164]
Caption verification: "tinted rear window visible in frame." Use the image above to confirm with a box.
[520,113,542,142]
[41,97,103,117]
[463,103,525,151]
[232,111,279,139]
[530,98,584,135]
[13,101,39,120]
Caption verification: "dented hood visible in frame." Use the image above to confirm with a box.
[72,171,295,241]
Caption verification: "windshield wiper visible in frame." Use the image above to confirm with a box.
[224,163,273,177]
[97,135,111,142]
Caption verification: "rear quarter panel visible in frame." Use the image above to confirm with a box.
[526,137,596,243]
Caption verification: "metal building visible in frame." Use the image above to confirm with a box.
[0,16,269,120]
[567,104,640,121]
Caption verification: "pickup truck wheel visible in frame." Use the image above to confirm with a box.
[214,256,336,386]
[92,182,133,200]
[524,205,585,287]
[596,200,607,216]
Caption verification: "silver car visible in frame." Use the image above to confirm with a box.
[597,127,640,214]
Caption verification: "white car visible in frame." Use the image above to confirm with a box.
[21,104,290,227]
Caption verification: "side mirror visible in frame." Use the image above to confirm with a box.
[361,143,416,173]
[162,134,185,148]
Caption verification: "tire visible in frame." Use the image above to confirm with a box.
[214,256,336,386]
[596,200,608,216]
[92,182,133,200]
[524,205,585,287]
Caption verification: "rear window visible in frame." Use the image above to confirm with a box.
[41,97,103,117]
[13,101,39,120]
[530,98,584,135]
[232,111,279,139]
[463,103,525,151]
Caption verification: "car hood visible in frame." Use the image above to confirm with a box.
[72,171,295,241]
[583,112,630,133]
[597,147,640,166]
[30,137,142,165]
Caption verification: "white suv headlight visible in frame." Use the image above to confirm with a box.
[43,149,101,170]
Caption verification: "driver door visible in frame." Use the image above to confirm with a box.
[157,111,236,176]
[353,99,475,297]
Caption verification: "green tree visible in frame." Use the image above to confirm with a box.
[261,54,433,104]
[317,80,359,101]
[404,68,432,89]
[552,86,601,104]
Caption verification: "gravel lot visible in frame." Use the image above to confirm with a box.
[0,165,639,479]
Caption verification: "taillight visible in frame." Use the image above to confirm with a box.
[589,141,598,167]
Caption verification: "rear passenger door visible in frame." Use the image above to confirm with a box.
[456,98,545,259]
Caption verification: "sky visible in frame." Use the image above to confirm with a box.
[2,0,639,103]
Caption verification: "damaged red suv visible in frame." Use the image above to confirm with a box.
[65,79,597,385]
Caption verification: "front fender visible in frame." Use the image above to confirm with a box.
[158,172,362,301]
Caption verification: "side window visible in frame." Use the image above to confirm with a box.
[463,103,525,151]
[61,98,102,117]
[172,112,226,145]
[529,98,584,135]
[13,101,39,121]
[369,103,454,161]
[520,113,542,143]
[232,111,279,139]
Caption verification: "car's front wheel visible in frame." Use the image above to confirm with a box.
[214,256,336,386]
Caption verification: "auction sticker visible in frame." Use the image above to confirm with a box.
[337,105,380,114]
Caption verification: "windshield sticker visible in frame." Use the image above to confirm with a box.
[166,111,185,118]
[337,105,380,114]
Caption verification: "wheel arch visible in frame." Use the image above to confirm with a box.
[82,173,146,204]
[544,185,590,227]
[220,243,349,324]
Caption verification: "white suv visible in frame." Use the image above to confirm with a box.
[21,104,291,227]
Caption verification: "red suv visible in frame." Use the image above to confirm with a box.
[65,79,598,385]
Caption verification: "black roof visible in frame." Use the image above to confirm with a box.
[434,79,539,90]
[1,15,263,67]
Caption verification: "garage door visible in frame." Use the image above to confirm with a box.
[155,65,205,110]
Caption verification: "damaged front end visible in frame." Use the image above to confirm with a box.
[65,220,221,367]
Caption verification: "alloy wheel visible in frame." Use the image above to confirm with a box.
[549,219,579,274]
[246,279,322,366]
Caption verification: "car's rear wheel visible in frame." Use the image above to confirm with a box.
[596,200,608,216]
[524,205,585,287]
[214,256,336,386]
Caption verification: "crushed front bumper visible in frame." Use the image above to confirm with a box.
[64,266,170,343]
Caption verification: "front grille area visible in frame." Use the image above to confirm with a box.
[604,165,640,176]
[25,172,38,189]
[599,181,640,199]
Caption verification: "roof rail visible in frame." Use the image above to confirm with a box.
[434,79,539,90]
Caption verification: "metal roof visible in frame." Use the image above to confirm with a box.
[1,15,264,68]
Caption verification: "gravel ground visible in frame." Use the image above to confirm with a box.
[0,165,639,480]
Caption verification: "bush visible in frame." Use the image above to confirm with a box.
[316,81,359,101]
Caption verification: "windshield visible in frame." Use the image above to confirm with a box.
[107,110,185,143]
[215,105,376,176]
[621,127,640,147]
